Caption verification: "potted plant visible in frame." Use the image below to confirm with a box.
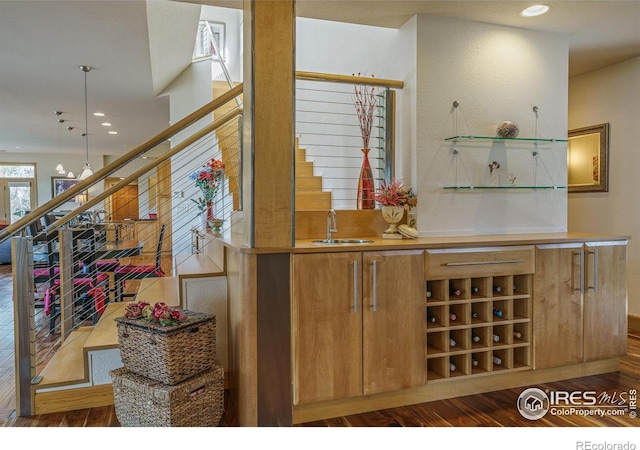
[374,179,417,238]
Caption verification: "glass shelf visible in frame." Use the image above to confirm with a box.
[445,135,567,143]
[444,186,567,190]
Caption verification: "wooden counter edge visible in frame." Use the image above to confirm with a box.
[218,231,631,254]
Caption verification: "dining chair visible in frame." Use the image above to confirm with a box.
[44,228,111,333]
[113,223,166,301]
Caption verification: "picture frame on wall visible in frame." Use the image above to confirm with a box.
[51,176,80,197]
[193,21,225,61]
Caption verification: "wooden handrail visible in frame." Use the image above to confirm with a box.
[48,109,243,231]
[0,83,243,242]
[295,71,404,89]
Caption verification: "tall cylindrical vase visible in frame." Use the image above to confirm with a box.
[206,201,214,230]
[357,148,375,209]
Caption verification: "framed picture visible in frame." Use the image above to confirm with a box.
[194,21,225,60]
[52,176,80,197]
[567,123,609,193]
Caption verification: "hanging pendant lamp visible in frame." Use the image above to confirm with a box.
[78,65,93,180]
[66,126,75,178]
[55,111,66,174]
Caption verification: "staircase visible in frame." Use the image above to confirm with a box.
[33,303,132,415]
[31,246,228,415]
[295,137,332,210]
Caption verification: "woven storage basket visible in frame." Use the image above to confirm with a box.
[110,365,224,427]
[116,311,215,385]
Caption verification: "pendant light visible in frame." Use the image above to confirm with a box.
[54,111,65,174]
[78,65,93,180]
[66,126,75,179]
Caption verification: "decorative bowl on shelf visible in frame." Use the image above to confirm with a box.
[496,121,519,138]
[208,219,224,232]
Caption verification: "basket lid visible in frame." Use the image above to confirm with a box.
[115,309,214,334]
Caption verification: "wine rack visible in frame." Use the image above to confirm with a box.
[425,273,532,382]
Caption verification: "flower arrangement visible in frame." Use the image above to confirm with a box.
[374,178,417,208]
[189,158,225,203]
[123,300,187,327]
[352,73,378,149]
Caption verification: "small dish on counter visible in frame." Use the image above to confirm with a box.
[398,224,419,239]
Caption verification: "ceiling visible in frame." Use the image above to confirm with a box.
[1,1,639,161]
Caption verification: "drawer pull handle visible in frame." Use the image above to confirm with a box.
[445,259,525,267]
[372,260,377,312]
[353,260,358,313]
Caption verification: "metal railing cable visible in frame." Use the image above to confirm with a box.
[11,85,243,416]
[0,83,243,244]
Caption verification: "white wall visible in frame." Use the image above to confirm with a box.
[297,15,568,235]
[568,56,640,316]
[296,17,416,208]
[163,59,214,256]
[200,6,243,82]
[416,15,568,236]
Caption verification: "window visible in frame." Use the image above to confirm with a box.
[0,164,36,224]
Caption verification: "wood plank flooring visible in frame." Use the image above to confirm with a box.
[1,263,639,428]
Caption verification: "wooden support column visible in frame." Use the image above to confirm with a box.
[243,0,295,248]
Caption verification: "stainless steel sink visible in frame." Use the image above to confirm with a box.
[311,239,374,244]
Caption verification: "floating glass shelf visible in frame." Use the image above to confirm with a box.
[445,135,567,143]
[444,186,567,190]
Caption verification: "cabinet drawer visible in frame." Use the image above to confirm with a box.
[425,246,535,278]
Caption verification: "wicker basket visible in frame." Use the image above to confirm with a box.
[110,365,224,427]
[116,311,216,385]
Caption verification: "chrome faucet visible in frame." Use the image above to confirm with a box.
[327,209,337,241]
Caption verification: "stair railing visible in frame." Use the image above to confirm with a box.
[8,83,243,417]
[294,71,403,210]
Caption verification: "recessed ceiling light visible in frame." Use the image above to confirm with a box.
[93,112,105,117]
[108,131,118,135]
[101,122,111,127]
[520,4,550,17]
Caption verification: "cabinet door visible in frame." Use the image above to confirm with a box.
[292,252,362,404]
[534,244,584,369]
[362,250,425,394]
[583,242,628,361]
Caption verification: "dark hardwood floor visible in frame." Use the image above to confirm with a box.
[1,263,639,430]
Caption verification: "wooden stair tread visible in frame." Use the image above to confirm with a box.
[297,176,323,190]
[37,329,92,387]
[83,302,129,350]
[175,253,224,277]
[135,276,180,306]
